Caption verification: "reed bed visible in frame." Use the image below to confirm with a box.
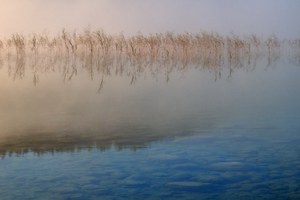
[0,29,299,87]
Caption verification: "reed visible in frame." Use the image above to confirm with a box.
[0,29,299,89]
[1,29,293,62]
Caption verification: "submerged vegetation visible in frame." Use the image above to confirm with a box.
[0,29,299,88]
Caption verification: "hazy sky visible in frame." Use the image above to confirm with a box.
[0,0,299,38]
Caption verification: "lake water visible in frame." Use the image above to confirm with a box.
[0,51,300,199]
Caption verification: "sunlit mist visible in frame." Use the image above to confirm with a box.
[0,0,300,38]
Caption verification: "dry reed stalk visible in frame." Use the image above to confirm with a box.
[0,29,298,82]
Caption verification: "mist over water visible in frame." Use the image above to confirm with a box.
[1,51,300,199]
[1,1,300,199]
[1,0,300,38]
[0,33,299,155]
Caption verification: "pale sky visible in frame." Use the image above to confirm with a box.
[0,0,299,38]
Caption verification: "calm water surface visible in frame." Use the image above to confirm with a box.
[0,56,300,199]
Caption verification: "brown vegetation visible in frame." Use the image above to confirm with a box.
[0,29,299,88]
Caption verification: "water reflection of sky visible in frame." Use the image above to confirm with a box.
[1,126,300,199]
[0,32,299,199]
[0,52,300,199]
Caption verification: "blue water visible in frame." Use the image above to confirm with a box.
[1,128,300,199]
[0,60,300,199]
